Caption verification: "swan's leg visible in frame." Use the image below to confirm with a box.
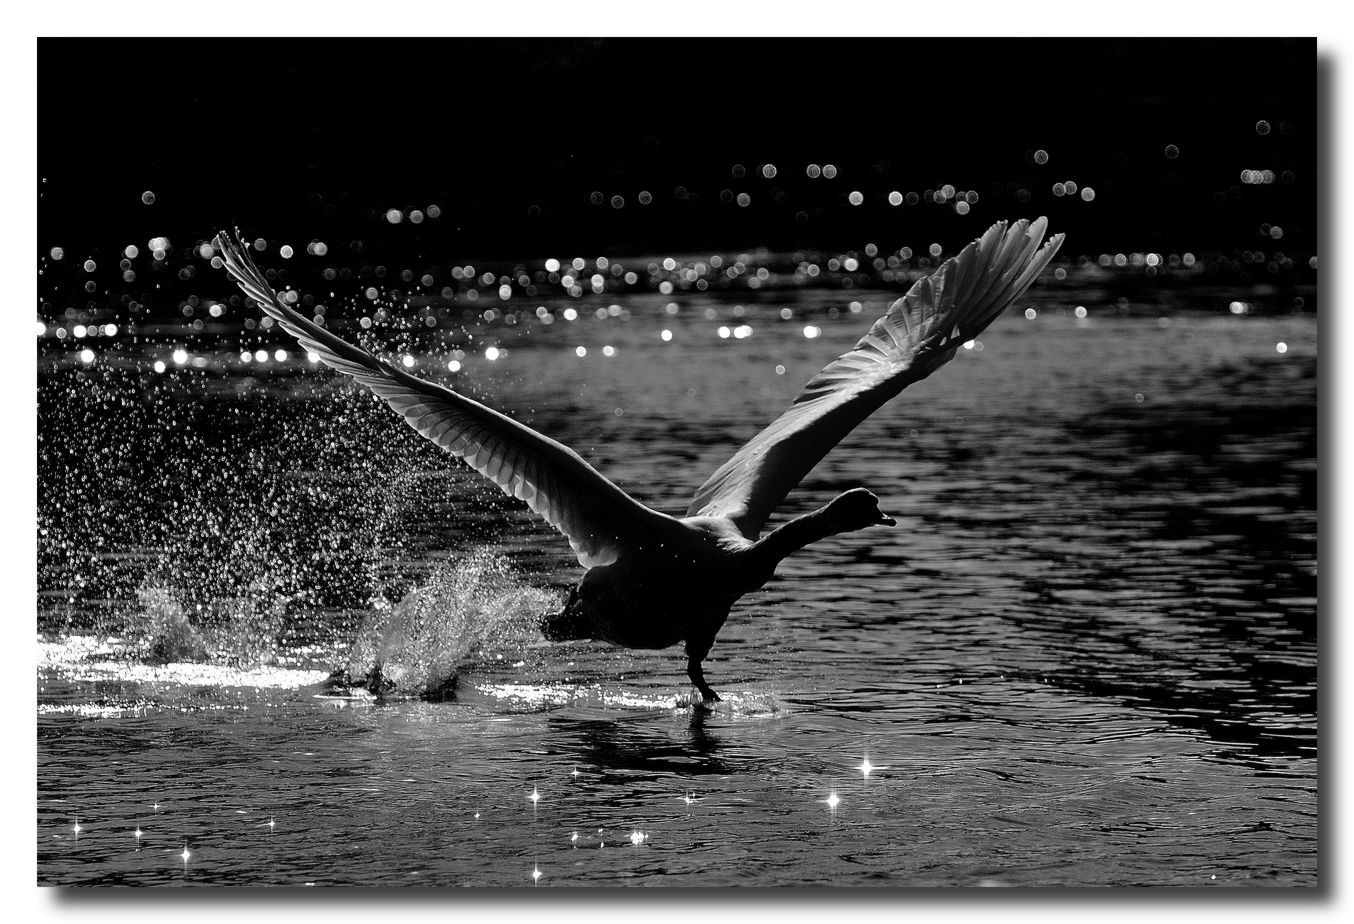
[685,636,720,702]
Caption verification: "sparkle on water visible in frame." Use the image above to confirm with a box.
[37,231,1316,886]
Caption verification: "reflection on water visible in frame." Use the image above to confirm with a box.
[37,284,1316,886]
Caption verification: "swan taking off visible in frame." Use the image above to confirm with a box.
[214,218,1062,701]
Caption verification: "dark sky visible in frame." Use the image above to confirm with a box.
[38,37,1315,263]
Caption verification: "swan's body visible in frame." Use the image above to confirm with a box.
[215,218,1063,701]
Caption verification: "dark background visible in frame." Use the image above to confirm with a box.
[38,37,1315,266]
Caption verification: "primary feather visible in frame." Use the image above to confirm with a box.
[686,218,1063,537]
[213,233,676,568]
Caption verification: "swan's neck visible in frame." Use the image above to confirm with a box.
[749,503,852,572]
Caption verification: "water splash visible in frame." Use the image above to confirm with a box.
[121,574,295,666]
[341,549,558,697]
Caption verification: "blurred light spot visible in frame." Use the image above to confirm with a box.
[103,323,117,336]
[447,359,462,372]
[660,329,673,342]
[73,324,87,338]
[498,284,512,300]
[307,351,320,363]
[240,351,252,362]
[79,348,94,364]
[485,346,501,361]
[803,325,820,339]
[563,307,578,321]
[575,346,587,357]
[1024,308,1037,320]
[1276,342,1288,354]
[125,244,140,259]
[733,324,752,339]
[717,326,731,338]
[35,321,46,337]
[775,364,786,375]
[385,209,404,224]
[1074,306,1088,319]
[848,191,864,206]
[279,245,294,259]
[274,349,288,362]
[173,348,188,364]
[602,345,616,357]
[254,349,268,362]
[887,191,903,206]
[153,360,166,373]
[545,258,560,272]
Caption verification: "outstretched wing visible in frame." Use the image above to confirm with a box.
[686,217,1064,537]
[214,232,675,568]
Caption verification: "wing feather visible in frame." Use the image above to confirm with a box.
[686,218,1064,537]
[214,232,675,568]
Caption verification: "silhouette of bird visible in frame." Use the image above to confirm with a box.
[215,218,1062,701]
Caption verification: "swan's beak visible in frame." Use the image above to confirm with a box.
[876,513,897,527]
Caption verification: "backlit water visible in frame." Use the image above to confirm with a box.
[37,276,1317,886]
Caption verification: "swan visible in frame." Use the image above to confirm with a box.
[214,217,1062,701]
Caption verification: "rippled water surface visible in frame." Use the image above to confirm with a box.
[37,284,1317,886]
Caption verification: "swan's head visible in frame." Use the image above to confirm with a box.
[829,488,897,531]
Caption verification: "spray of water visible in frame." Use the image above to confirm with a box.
[342,549,558,697]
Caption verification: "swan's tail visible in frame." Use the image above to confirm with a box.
[539,585,592,641]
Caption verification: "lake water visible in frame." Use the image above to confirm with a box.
[36,273,1317,886]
